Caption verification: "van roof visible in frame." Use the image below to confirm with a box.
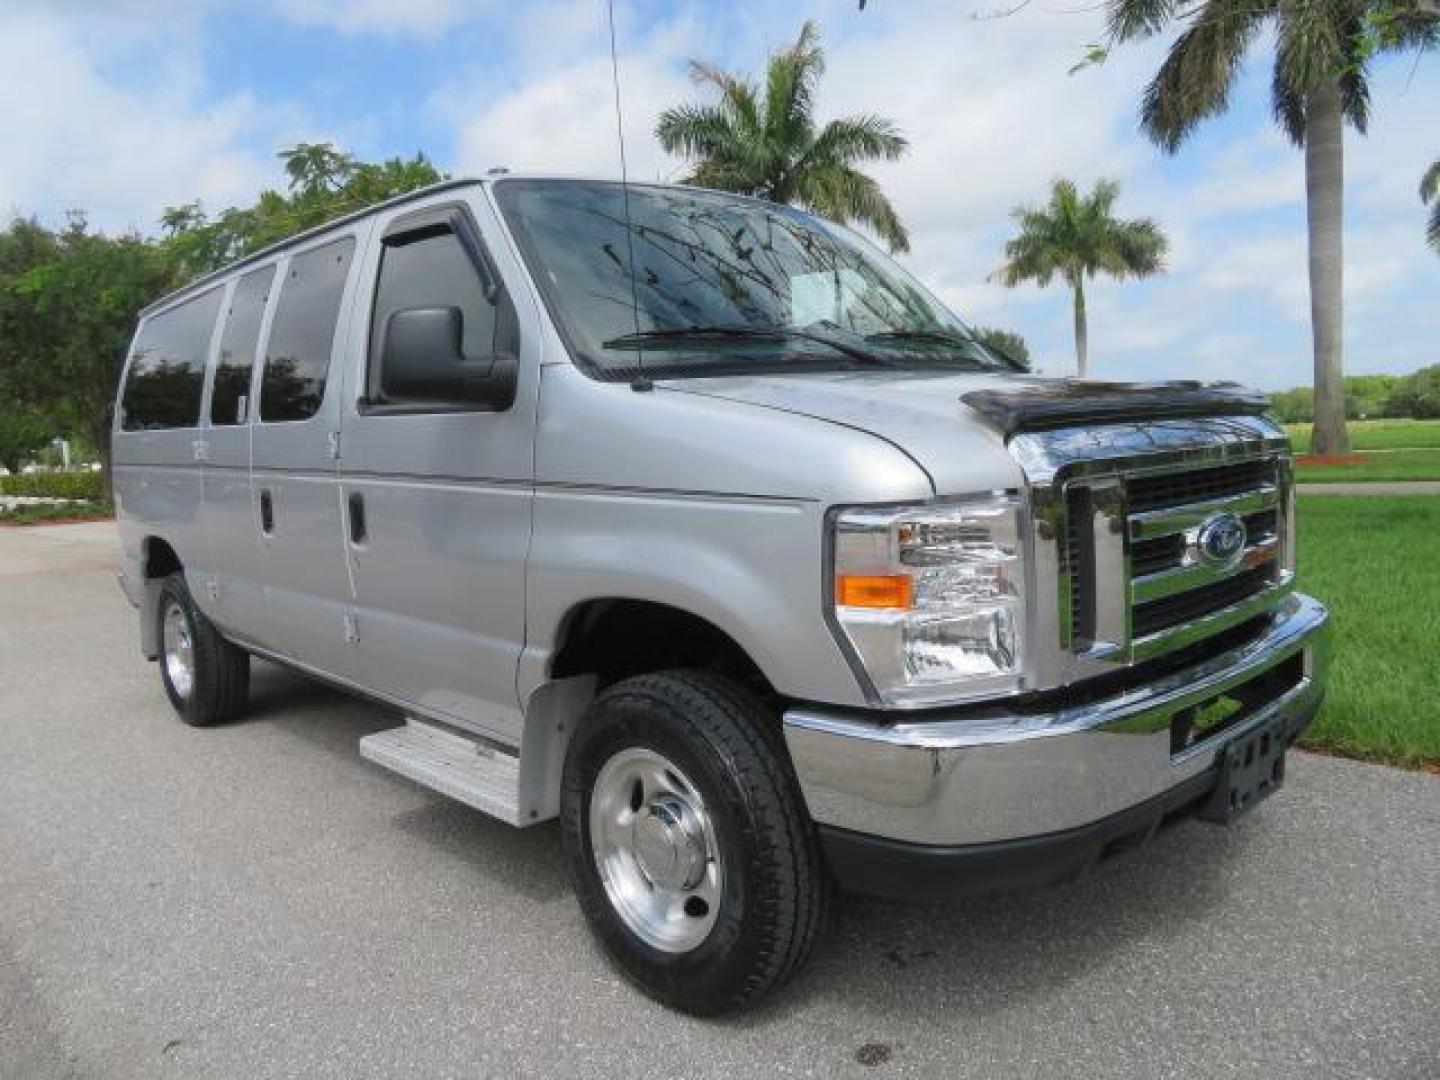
[139,176,489,319]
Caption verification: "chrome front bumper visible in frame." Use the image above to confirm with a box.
[784,592,1330,847]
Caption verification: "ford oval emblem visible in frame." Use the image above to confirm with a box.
[1196,512,1248,569]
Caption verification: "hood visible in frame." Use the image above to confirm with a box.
[660,368,1039,496]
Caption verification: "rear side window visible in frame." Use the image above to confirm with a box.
[260,238,355,422]
[369,228,497,395]
[120,288,223,431]
[210,266,275,425]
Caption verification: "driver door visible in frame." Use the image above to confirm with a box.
[335,190,540,742]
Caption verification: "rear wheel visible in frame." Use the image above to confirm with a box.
[561,670,828,1014]
[157,572,249,726]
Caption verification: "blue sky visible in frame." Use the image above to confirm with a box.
[2,0,1436,390]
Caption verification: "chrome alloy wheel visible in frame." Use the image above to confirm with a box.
[589,748,724,953]
[162,601,195,700]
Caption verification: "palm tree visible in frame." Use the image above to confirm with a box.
[656,21,911,251]
[1423,159,1440,254]
[994,178,1167,378]
[1104,3,1439,452]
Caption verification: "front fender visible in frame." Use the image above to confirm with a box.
[518,488,868,709]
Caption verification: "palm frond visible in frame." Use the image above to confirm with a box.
[797,166,910,252]
[1140,0,1266,153]
[1088,177,1122,217]
[1421,160,1440,253]
[688,59,745,96]
[1106,0,1181,41]
[804,116,908,168]
[993,230,1064,288]
[764,20,825,146]
[1275,0,1349,95]
[1100,218,1169,278]
[656,103,733,158]
[1336,1,1373,134]
[1271,61,1307,146]
[1421,160,1440,204]
[688,61,761,135]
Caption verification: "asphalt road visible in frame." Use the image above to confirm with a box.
[3,523,1438,1080]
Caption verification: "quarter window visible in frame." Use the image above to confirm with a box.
[211,265,275,426]
[369,227,497,401]
[120,287,223,431]
[260,238,355,423]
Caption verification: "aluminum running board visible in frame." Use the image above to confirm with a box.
[360,718,524,825]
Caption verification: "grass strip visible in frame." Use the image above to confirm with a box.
[1296,494,1440,769]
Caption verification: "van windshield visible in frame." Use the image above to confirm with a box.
[494,178,1011,380]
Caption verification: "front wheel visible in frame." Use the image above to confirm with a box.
[560,671,828,1015]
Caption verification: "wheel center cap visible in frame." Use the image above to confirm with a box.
[632,798,705,890]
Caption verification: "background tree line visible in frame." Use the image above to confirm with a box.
[0,146,442,482]
[1269,365,1440,423]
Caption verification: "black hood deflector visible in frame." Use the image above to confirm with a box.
[961,380,1271,437]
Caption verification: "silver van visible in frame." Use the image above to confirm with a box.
[115,176,1330,1013]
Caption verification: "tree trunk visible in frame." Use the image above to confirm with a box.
[1305,81,1348,454]
[1072,276,1089,379]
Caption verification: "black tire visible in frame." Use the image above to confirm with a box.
[560,670,829,1015]
[156,572,250,726]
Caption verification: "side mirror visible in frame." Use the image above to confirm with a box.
[379,306,517,410]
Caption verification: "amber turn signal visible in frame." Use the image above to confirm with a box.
[835,574,913,609]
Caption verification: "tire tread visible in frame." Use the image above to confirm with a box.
[565,669,828,1013]
[158,573,249,726]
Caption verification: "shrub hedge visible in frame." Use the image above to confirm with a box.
[0,471,105,500]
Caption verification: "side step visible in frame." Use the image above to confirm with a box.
[360,718,525,825]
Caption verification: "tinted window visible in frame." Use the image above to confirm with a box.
[369,228,496,400]
[120,288,223,431]
[211,265,275,425]
[260,238,355,422]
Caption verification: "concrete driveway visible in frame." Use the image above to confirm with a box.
[2,522,1437,1079]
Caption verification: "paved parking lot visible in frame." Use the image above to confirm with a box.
[2,522,1438,1079]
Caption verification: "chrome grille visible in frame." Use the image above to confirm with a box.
[1062,454,1293,664]
[1008,413,1293,692]
[1132,562,1277,638]
[1125,459,1274,513]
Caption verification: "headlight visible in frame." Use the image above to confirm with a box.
[830,495,1025,706]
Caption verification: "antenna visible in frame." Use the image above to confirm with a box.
[605,0,650,390]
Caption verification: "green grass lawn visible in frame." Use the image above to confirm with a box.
[1295,448,1440,483]
[0,501,113,525]
[1285,418,1440,451]
[1296,494,1440,769]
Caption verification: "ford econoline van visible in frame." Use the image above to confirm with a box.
[115,176,1329,1013]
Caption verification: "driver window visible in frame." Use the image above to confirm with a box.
[369,227,496,400]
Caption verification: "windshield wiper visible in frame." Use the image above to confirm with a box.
[602,325,884,366]
[864,329,1012,370]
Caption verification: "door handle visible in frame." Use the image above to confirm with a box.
[347,491,367,545]
[259,488,274,535]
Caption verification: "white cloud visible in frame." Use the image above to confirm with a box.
[275,0,479,37]
[0,14,284,232]
[447,7,700,181]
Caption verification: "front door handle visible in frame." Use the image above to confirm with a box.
[259,488,274,535]
[347,491,367,545]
